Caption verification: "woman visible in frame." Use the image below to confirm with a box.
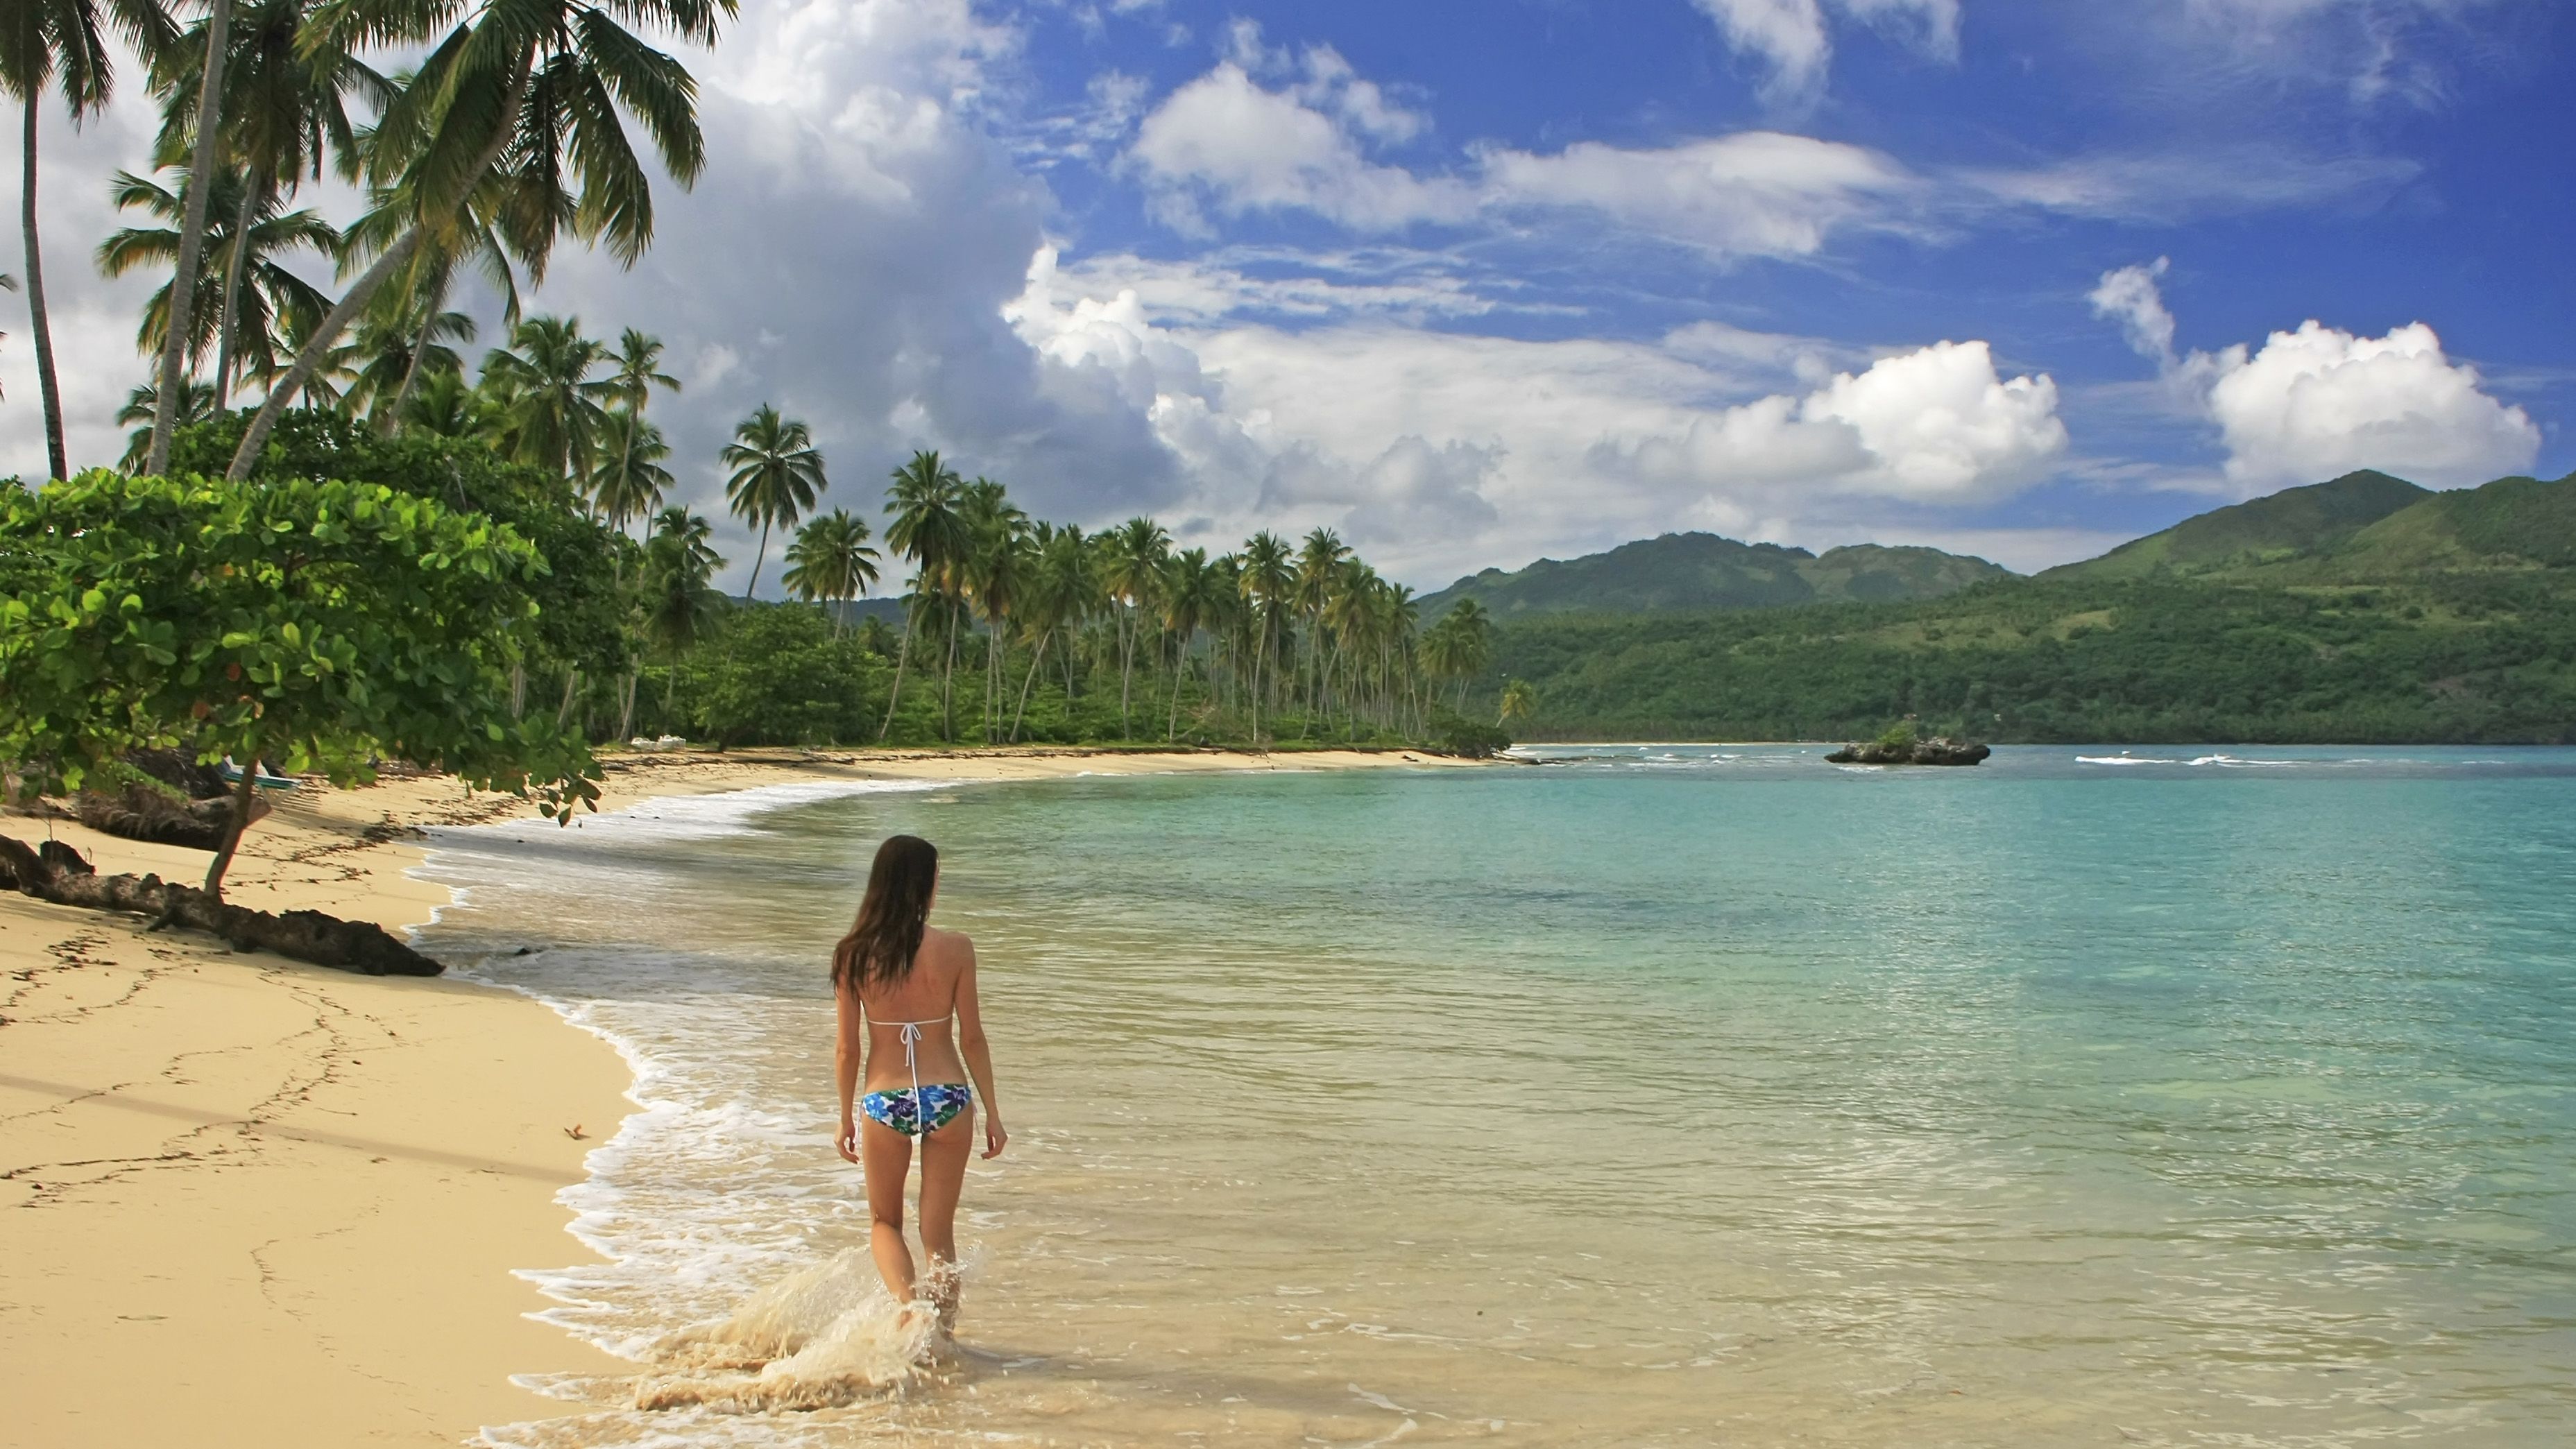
[833,834,1007,1329]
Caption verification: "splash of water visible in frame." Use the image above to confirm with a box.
[631,1250,941,1413]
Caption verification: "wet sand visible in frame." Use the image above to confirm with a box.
[0,745,1473,1446]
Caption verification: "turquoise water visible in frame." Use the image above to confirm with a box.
[427,746,2576,1447]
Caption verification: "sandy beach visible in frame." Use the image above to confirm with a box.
[0,746,1461,1447]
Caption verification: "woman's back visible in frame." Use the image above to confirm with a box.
[854,927,970,1091]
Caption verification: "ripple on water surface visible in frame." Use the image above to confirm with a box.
[423,746,2576,1446]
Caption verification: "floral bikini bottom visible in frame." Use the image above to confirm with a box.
[860,1083,973,1137]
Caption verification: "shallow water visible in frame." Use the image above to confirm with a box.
[420,746,2576,1447]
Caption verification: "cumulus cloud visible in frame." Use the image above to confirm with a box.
[1613,340,2066,504]
[1691,0,1961,103]
[1128,61,1472,234]
[2091,257,2540,492]
[2195,322,2540,490]
[1010,250,2068,578]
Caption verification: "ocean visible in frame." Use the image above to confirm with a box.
[417,745,2576,1447]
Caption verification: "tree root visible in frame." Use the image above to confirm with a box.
[0,834,443,977]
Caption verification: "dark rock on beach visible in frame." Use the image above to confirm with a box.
[1825,737,1992,766]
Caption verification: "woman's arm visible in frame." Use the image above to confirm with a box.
[953,940,1007,1159]
[834,979,864,1164]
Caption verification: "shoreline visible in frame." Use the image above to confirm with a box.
[0,744,1476,1446]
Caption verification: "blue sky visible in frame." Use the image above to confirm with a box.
[4,0,2568,590]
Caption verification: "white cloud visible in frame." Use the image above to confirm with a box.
[2195,321,2540,490]
[1961,148,2419,222]
[1128,61,1472,234]
[1478,132,1918,257]
[1614,340,2067,505]
[1128,55,1916,259]
[2090,257,2176,366]
[2090,258,2541,492]
[1691,0,1961,103]
[1009,250,2069,580]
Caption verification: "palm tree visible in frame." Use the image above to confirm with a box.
[151,0,383,406]
[400,366,476,437]
[640,505,724,732]
[1104,516,1170,738]
[880,449,968,741]
[1159,545,1220,742]
[139,0,237,472]
[97,164,337,388]
[1293,526,1353,728]
[721,404,826,601]
[590,408,674,535]
[1499,678,1535,727]
[482,314,613,483]
[117,377,214,468]
[1008,521,1093,741]
[3,0,176,478]
[1424,597,1493,714]
[601,326,678,497]
[782,508,880,635]
[225,0,724,482]
[1238,529,1293,744]
[343,139,522,429]
[343,302,472,422]
[959,477,1030,740]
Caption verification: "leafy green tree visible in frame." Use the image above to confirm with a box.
[225,0,727,481]
[400,366,477,438]
[782,508,880,635]
[689,604,879,747]
[3,0,176,479]
[0,470,600,898]
[959,476,1029,739]
[1499,678,1535,726]
[722,403,825,601]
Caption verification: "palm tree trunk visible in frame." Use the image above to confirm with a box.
[20,98,66,481]
[1117,603,1136,739]
[940,605,959,743]
[147,0,236,477]
[1167,638,1186,743]
[212,173,257,406]
[743,517,771,601]
[876,615,911,741]
[227,60,531,483]
[618,669,638,741]
[383,278,445,433]
[556,667,581,729]
[1010,629,1049,744]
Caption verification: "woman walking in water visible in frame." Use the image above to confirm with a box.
[834,835,1007,1329]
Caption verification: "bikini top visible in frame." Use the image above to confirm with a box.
[862,1009,955,1104]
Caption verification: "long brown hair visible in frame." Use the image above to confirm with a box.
[831,834,939,993]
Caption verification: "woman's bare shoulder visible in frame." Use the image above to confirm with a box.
[921,924,978,961]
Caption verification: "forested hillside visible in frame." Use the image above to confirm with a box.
[1481,470,2576,744]
[1420,532,2012,619]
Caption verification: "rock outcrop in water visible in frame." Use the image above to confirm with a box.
[1825,737,1992,766]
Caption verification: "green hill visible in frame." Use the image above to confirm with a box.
[1421,532,2013,619]
[1473,469,2576,745]
[2040,470,2429,582]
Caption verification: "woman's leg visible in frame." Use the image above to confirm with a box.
[860,1118,919,1303]
[916,1100,976,1328]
